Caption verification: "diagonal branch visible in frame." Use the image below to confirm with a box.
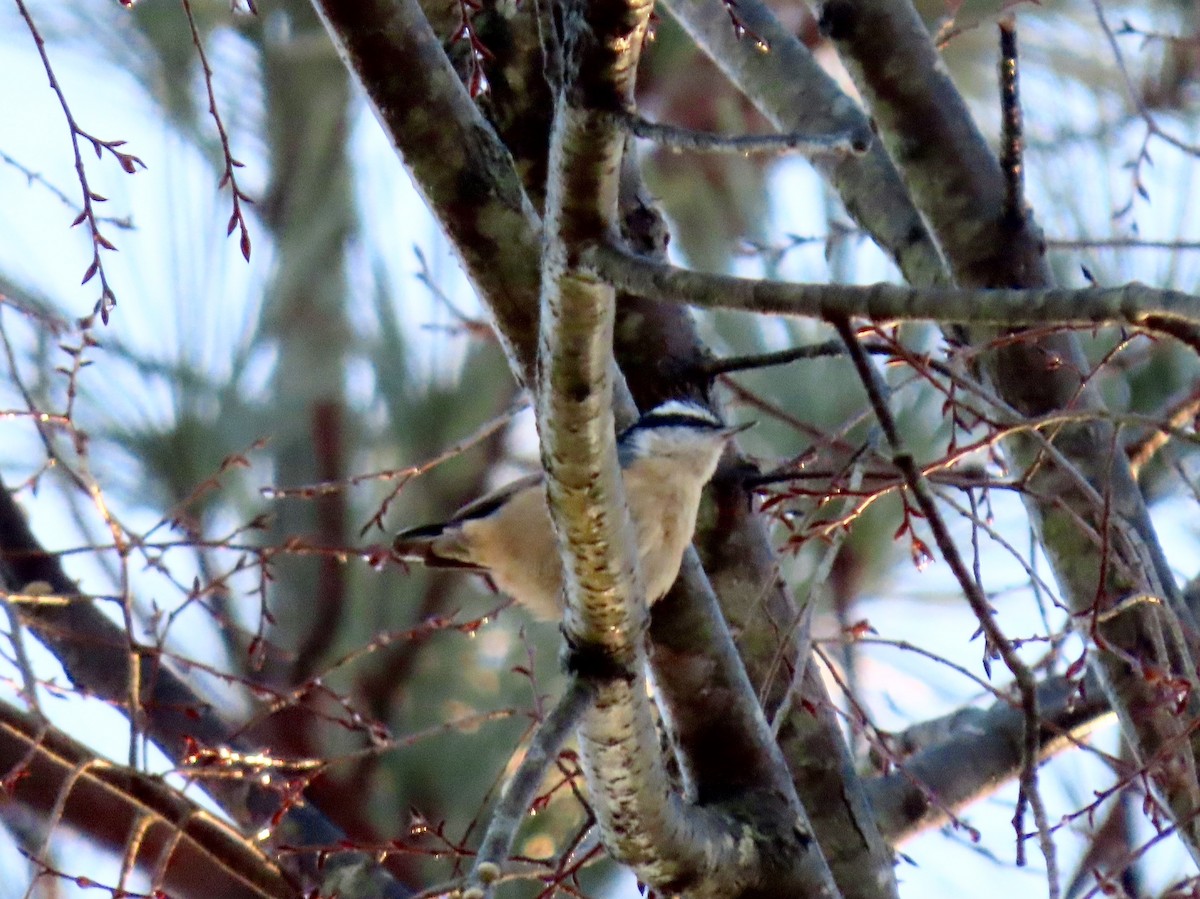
[832,316,1059,895]
[661,0,948,288]
[465,680,595,896]
[310,0,544,385]
[867,673,1113,844]
[0,480,411,897]
[0,699,294,899]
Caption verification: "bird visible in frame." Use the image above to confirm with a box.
[392,399,750,619]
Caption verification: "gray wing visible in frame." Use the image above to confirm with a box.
[393,472,544,571]
[441,472,543,526]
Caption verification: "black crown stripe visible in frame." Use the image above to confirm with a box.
[622,411,724,437]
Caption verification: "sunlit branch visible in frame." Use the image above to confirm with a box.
[537,0,713,885]
[0,699,294,899]
[0,479,409,894]
[611,110,869,157]
[1128,384,1200,477]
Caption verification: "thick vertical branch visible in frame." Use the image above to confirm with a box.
[538,0,841,892]
[537,0,727,883]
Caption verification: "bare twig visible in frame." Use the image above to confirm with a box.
[0,149,134,230]
[12,0,145,322]
[998,18,1024,229]
[465,679,595,898]
[831,316,1059,897]
[180,0,254,261]
[1091,0,1200,220]
[1047,237,1200,251]
[700,338,884,377]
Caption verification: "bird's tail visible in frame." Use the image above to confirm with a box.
[393,525,482,572]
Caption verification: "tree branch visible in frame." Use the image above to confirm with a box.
[538,0,843,892]
[0,699,294,899]
[465,679,595,897]
[677,455,899,899]
[867,675,1113,844]
[661,0,948,288]
[586,240,1200,340]
[310,0,544,384]
[0,479,411,897]
[818,0,1200,864]
[536,0,741,887]
[832,316,1058,894]
[612,109,868,156]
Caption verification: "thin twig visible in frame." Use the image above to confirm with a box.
[830,315,1060,898]
[702,338,889,377]
[12,0,145,322]
[0,592,44,717]
[998,18,1024,228]
[584,241,1200,357]
[1091,0,1200,221]
[180,0,254,261]
[0,150,134,230]
[1047,237,1200,251]
[1095,0,1200,158]
[464,679,596,898]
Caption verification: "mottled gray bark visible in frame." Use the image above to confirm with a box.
[867,675,1113,844]
[818,0,1200,863]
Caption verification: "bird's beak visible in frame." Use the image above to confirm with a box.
[721,421,755,439]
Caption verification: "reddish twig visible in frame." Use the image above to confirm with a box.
[12,0,145,322]
[831,314,1060,897]
[181,0,254,261]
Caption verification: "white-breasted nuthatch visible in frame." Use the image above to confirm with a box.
[392,400,749,619]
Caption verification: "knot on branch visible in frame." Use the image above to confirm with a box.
[561,631,639,682]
